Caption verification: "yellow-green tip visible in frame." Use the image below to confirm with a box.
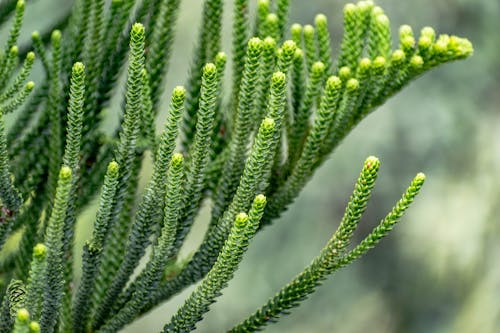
[373,56,386,69]
[51,30,62,43]
[26,81,35,90]
[371,6,384,17]
[449,36,474,58]
[72,62,85,73]
[357,1,374,12]
[254,194,267,206]
[418,35,432,49]
[346,78,359,91]
[107,160,119,175]
[339,66,351,80]
[401,36,416,50]
[266,13,278,24]
[171,153,184,166]
[215,52,227,64]
[203,63,217,76]
[326,76,342,91]
[364,156,380,170]
[132,22,145,35]
[391,50,406,63]
[291,23,302,35]
[410,55,424,69]
[421,27,436,41]
[415,172,426,183]
[303,24,314,36]
[359,58,372,71]
[344,3,357,15]
[29,322,40,333]
[60,165,72,180]
[376,14,389,26]
[399,25,414,37]
[261,117,275,131]
[311,61,325,74]
[173,85,186,98]
[248,37,263,50]
[315,14,327,26]
[271,71,286,85]
[16,308,30,323]
[235,213,249,228]
[263,36,276,49]
[26,51,35,61]
[281,40,296,54]
[33,243,47,258]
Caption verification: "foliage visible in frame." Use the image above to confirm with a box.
[0,0,472,332]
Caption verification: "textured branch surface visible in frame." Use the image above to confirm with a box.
[0,1,473,332]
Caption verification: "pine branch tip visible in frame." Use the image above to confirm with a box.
[262,117,275,129]
[215,52,227,64]
[364,156,380,170]
[235,213,249,227]
[248,37,263,50]
[312,61,325,73]
[29,322,40,333]
[414,172,426,183]
[372,6,384,16]
[326,75,341,89]
[315,14,327,26]
[51,30,61,42]
[271,71,286,86]
[203,63,217,76]
[339,66,351,80]
[26,51,35,61]
[107,161,119,175]
[373,56,386,68]
[33,243,47,258]
[16,308,30,322]
[132,22,145,37]
[344,3,357,14]
[391,50,405,62]
[254,194,267,206]
[171,153,184,166]
[291,23,302,34]
[359,58,371,70]
[346,78,359,91]
[59,166,72,180]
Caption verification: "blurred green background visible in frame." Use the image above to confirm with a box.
[7,0,500,332]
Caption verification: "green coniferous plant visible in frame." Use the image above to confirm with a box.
[0,0,472,331]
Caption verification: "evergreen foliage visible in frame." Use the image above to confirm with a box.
[0,0,472,332]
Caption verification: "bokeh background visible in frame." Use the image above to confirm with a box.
[6,0,499,332]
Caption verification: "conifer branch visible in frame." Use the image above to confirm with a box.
[0,52,35,103]
[211,37,263,226]
[39,166,72,333]
[25,244,47,322]
[164,195,266,332]
[230,159,424,333]
[0,1,473,331]
[0,280,26,333]
[302,24,317,72]
[99,153,185,332]
[254,0,269,38]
